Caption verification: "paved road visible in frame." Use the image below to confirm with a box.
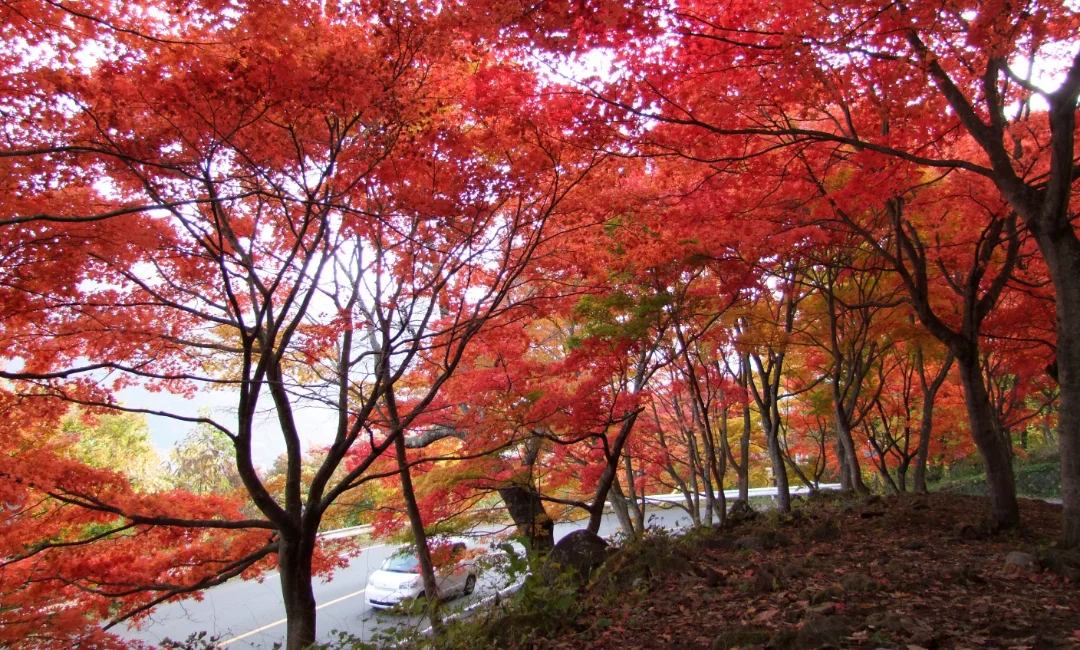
[120,506,701,649]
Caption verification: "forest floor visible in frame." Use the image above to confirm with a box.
[451,492,1080,650]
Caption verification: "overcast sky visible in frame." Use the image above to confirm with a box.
[117,383,340,468]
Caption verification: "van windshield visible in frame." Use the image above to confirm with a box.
[381,553,420,574]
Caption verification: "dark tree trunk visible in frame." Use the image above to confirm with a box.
[609,477,638,538]
[708,408,728,526]
[683,423,704,525]
[754,380,790,512]
[688,387,719,526]
[1037,227,1080,547]
[912,411,933,493]
[868,435,901,494]
[587,349,651,535]
[758,395,791,511]
[913,349,952,493]
[498,484,554,552]
[622,451,647,536]
[722,355,752,501]
[394,434,441,631]
[587,409,641,534]
[279,535,317,650]
[897,455,909,493]
[738,401,751,501]
[956,355,1020,529]
[721,355,752,501]
[750,358,791,511]
[821,264,878,495]
[766,420,791,512]
[1060,363,1080,548]
[877,462,900,494]
[833,402,870,494]
[836,438,852,491]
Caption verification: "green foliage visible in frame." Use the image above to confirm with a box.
[1015,462,1062,498]
[933,451,1062,499]
[473,543,585,646]
[168,421,243,495]
[61,409,167,492]
[570,290,674,346]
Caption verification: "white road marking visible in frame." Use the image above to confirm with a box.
[214,588,368,647]
[214,541,392,646]
[315,587,369,610]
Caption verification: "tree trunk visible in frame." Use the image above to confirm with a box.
[498,484,555,552]
[587,409,641,534]
[748,348,791,511]
[1060,358,1080,547]
[913,398,936,493]
[738,398,751,501]
[692,403,719,526]
[897,455,909,493]
[955,356,1020,529]
[823,269,872,495]
[1037,228,1080,547]
[913,341,953,493]
[609,477,638,538]
[765,419,791,512]
[684,427,703,526]
[833,404,870,494]
[836,438,852,491]
[394,434,441,631]
[711,452,727,526]
[622,452,647,537]
[708,408,728,526]
[279,535,317,650]
[868,436,901,494]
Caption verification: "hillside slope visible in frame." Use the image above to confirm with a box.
[430,493,1080,650]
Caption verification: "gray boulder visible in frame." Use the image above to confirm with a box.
[727,500,758,525]
[542,530,609,581]
[1004,551,1039,573]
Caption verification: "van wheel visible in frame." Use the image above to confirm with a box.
[463,574,476,595]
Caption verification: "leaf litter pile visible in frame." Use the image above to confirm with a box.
[490,493,1080,650]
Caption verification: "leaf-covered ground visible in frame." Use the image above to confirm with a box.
[484,493,1080,650]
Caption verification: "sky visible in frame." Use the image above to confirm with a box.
[118,382,340,468]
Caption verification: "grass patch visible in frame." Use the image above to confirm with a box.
[932,455,1061,499]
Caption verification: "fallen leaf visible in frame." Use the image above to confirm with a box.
[752,608,778,622]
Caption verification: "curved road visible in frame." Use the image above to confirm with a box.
[120,507,699,649]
